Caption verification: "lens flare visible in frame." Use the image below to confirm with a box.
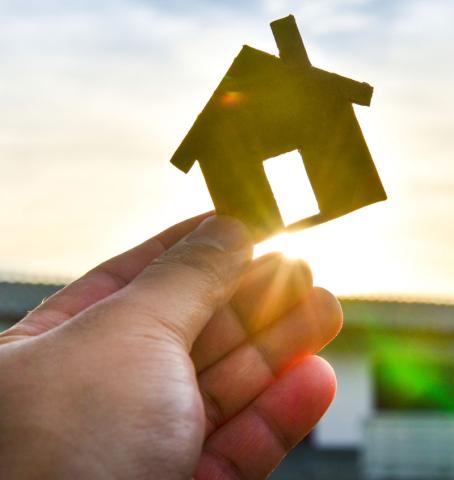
[220,91,246,107]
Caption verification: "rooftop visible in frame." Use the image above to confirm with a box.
[341,297,454,335]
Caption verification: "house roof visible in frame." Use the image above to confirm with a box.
[170,44,373,175]
[340,297,454,335]
[171,15,375,175]
[0,280,453,334]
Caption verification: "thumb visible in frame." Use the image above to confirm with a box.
[91,216,253,350]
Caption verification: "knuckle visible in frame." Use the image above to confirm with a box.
[153,243,230,291]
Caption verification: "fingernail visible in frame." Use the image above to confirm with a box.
[187,216,252,252]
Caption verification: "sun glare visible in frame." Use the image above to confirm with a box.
[254,205,393,298]
[264,150,320,226]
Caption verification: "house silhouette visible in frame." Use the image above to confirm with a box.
[171,15,387,241]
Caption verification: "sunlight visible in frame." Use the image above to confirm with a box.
[254,205,395,298]
[264,150,320,225]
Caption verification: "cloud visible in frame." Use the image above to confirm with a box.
[0,0,453,299]
[263,0,375,33]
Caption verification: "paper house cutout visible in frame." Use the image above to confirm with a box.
[171,15,387,241]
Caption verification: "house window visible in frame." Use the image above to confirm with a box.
[373,353,454,412]
[264,150,320,226]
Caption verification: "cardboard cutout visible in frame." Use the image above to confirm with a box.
[171,15,387,241]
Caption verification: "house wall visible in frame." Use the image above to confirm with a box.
[314,351,373,449]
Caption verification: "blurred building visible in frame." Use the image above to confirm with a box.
[317,299,454,480]
[1,281,453,479]
[0,280,62,330]
[274,298,454,480]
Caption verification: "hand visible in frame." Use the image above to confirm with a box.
[0,215,342,479]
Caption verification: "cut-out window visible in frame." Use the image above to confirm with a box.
[264,150,320,226]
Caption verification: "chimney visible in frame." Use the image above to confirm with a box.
[270,15,311,69]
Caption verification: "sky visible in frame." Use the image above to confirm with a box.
[1,0,453,301]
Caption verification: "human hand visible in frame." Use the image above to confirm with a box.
[0,215,342,479]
